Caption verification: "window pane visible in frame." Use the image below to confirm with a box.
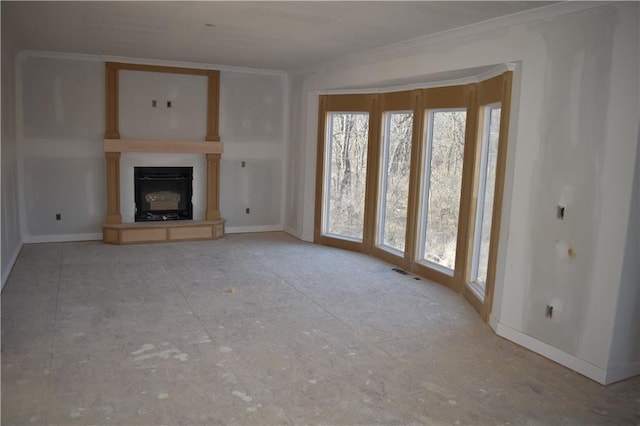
[472,106,501,287]
[378,112,413,253]
[324,112,369,240]
[421,109,467,272]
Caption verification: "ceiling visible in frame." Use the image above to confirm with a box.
[2,1,555,71]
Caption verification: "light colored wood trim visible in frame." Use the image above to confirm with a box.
[454,83,478,293]
[104,61,220,143]
[315,93,376,249]
[363,94,380,253]
[414,84,470,293]
[463,283,485,317]
[104,139,223,154]
[168,226,213,240]
[422,85,466,108]
[206,70,220,141]
[313,75,513,320]
[105,63,120,139]
[103,228,120,244]
[110,62,211,76]
[380,90,413,112]
[405,89,424,267]
[103,62,223,241]
[412,262,456,290]
[463,102,486,288]
[482,71,513,322]
[120,228,167,243]
[102,219,225,245]
[372,246,407,269]
[477,74,504,105]
[325,94,374,111]
[372,90,416,267]
[205,153,222,220]
[105,152,122,224]
[317,235,364,253]
[314,95,328,243]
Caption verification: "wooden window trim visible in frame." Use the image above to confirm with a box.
[314,72,513,324]
[371,90,417,270]
[314,94,378,252]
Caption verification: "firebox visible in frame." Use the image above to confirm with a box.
[134,167,193,222]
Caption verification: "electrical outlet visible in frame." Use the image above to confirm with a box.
[167,100,172,108]
[56,213,61,221]
[545,305,553,318]
[557,205,565,220]
[246,208,250,214]
[152,100,157,107]
[241,161,246,168]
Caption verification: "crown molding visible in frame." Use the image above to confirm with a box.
[320,63,519,95]
[295,1,611,75]
[16,50,287,77]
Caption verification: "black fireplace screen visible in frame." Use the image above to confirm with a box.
[134,167,193,222]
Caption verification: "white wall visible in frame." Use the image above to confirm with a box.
[607,126,640,381]
[284,73,305,236]
[287,3,639,383]
[15,53,288,239]
[219,71,286,231]
[1,21,23,287]
[17,56,105,241]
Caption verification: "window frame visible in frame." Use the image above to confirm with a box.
[417,107,468,276]
[314,72,514,324]
[376,109,414,257]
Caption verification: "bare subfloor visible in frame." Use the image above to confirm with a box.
[2,232,638,425]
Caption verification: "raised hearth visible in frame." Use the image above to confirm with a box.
[103,220,225,244]
[102,62,224,245]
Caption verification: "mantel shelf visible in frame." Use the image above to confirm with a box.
[104,139,223,154]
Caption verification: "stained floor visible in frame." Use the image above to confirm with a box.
[2,232,638,425]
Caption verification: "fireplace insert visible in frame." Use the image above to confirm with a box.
[134,167,193,222]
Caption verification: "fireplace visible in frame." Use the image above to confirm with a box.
[134,167,193,222]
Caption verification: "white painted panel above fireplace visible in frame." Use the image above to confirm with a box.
[120,153,206,224]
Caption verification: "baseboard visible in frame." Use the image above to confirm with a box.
[605,360,640,385]
[488,313,499,332]
[24,233,102,243]
[225,225,284,234]
[1,240,24,290]
[495,321,609,384]
[284,225,301,240]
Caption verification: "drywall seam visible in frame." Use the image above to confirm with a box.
[14,52,28,242]
[495,321,610,384]
[226,225,283,234]
[24,233,102,244]
[280,73,290,232]
[16,50,287,77]
[1,239,23,290]
[294,2,609,75]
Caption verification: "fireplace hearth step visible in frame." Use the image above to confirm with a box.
[102,219,225,245]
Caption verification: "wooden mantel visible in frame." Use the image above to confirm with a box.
[102,61,225,245]
[104,139,223,154]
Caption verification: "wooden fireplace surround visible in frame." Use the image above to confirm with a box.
[102,62,225,244]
